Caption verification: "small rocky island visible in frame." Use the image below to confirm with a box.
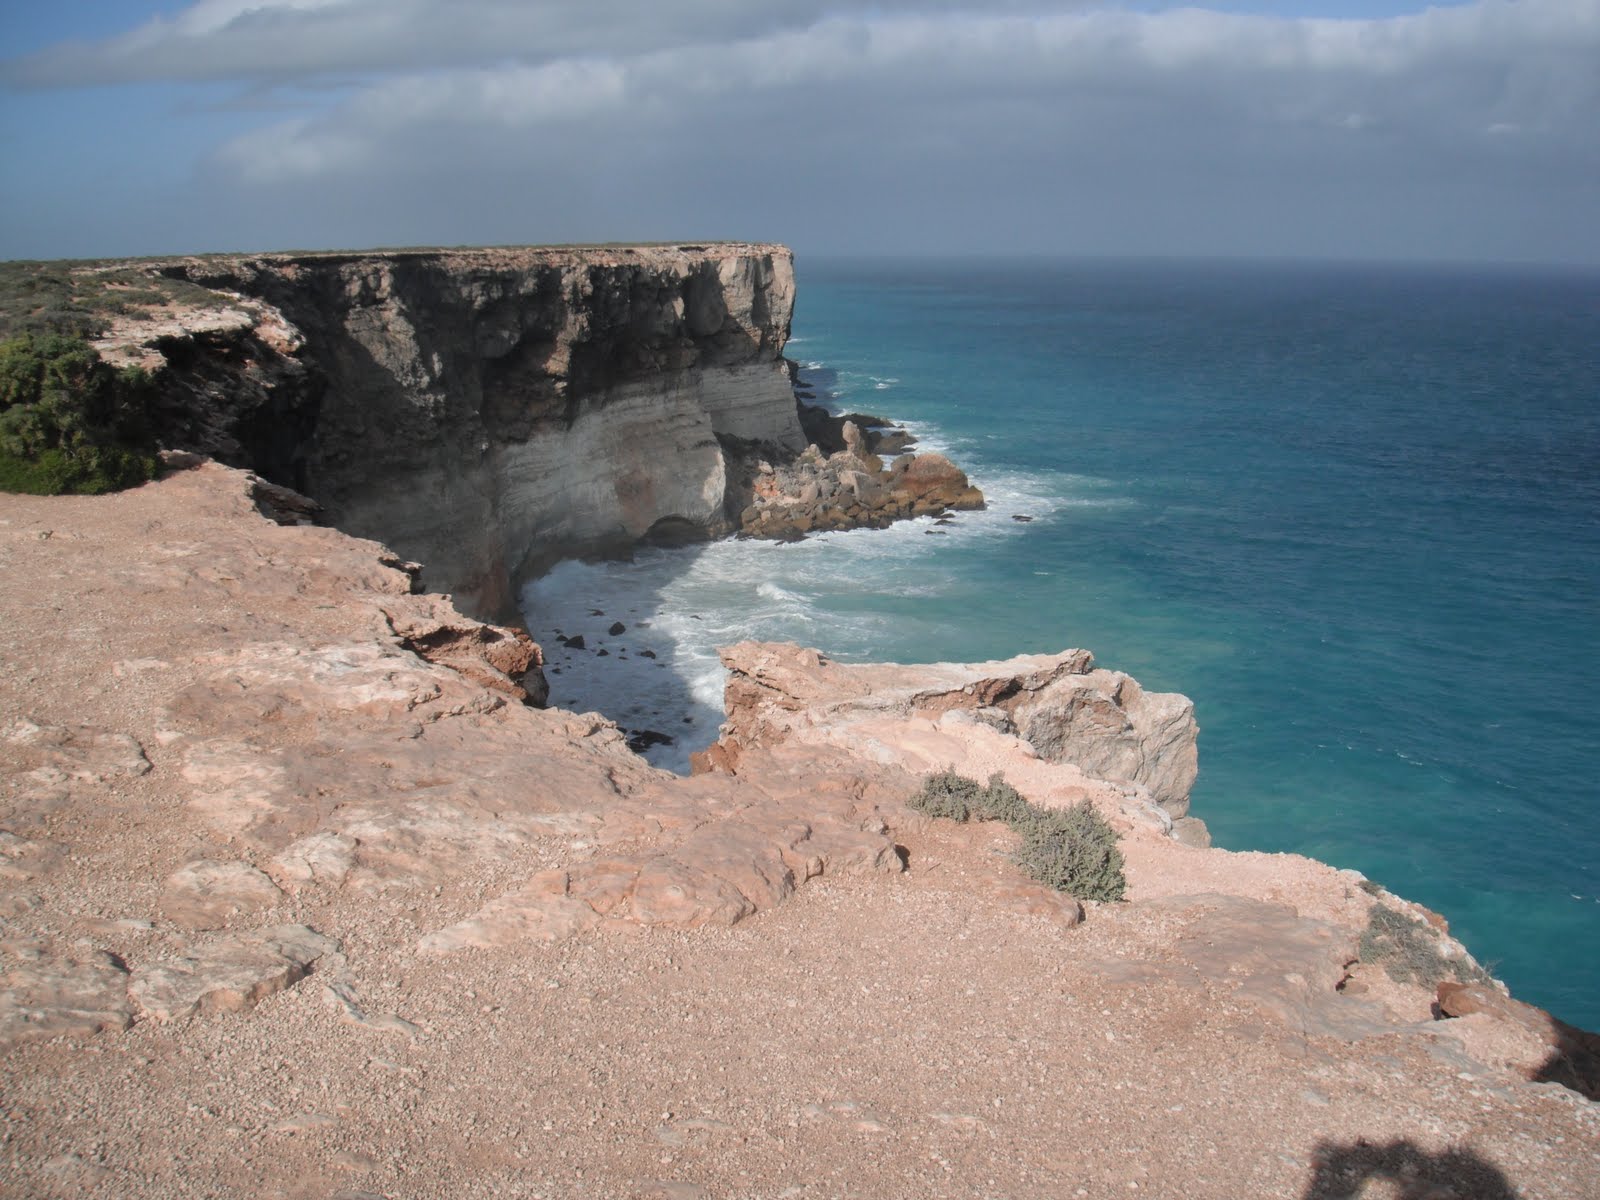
[1,244,1595,1199]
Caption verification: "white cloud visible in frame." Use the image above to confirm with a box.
[6,1,1597,261]
[200,2,1600,186]
[3,1,1073,86]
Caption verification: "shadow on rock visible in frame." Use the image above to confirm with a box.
[1434,981,1600,1102]
[1301,1139,1515,1200]
[1532,1021,1600,1101]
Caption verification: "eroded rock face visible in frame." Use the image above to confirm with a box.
[116,245,802,621]
[702,641,1200,825]
[735,428,985,539]
[1437,982,1600,1099]
[380,594,546,705]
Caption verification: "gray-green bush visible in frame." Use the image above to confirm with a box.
[908,770,1126,902]
[1011,802,1127,902]
[909,770,984,822]
[1358,904,1491,987]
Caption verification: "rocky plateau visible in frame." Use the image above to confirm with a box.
[1,244,1595,1199]
[3,460,1597,1199]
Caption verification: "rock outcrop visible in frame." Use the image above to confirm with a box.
[98,244,804,620]
[85,243,998,623]
[733,420,985,539]
[698,641,1204,839]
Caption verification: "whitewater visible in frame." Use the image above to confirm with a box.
[522,256,1600,1029]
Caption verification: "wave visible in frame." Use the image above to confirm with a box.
[518,347,1140,771]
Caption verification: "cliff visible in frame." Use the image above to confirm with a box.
[98,244,805,619]
[1,463,1595,1199]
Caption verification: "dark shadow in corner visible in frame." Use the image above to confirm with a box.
[1301,1139,1515,1200]
[1435,982,1600,1104]
[1532,1017,1600,1101]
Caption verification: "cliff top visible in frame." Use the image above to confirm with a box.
[0,242,792,343]
[1,460,1595,1198]
[159,241,795,273]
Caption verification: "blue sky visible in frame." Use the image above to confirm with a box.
[2,1,1596,264]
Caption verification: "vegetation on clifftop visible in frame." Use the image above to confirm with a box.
[1358,902,1494,988]
[909,770,1128,902]
[0,259,220,342]
[0,333,158,495]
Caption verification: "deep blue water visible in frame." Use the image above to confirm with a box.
[524,256,1600,1029]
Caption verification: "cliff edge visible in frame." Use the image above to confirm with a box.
[96,243,804,619]
[1,462,1594,1199]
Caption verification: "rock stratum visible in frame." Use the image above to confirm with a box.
[2,461,1596,1200]
[89,243,984,623]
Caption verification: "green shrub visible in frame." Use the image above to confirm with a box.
[908,769,1127,902]
[909,770,985,822]
[1011,801,1127,902]
[0,333,158,494]
[973,772,1033,825]
[1359,904,1491,987]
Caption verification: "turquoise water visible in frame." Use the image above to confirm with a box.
[524,257,1600,1029]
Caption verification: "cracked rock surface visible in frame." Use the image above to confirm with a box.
[1,462,1595,1200]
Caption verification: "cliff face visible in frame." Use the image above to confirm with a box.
[697,642,1206,841]
[124,244,802,618]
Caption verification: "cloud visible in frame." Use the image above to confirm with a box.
[2,0,1066,87]
[199,3,1599,183]
[5,1,1597,261]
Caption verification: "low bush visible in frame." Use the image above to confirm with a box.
[0,332,158,494]
[908,770,984,821]
[973,772,1033,825]
[1359,904,1492,987]
[908,769,1127,902]
[1011,801,1127,902]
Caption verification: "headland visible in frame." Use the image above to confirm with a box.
[0,244,1594,1198]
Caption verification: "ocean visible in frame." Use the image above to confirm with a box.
[522,256,1600,1030]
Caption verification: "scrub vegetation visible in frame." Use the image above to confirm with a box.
[1358,903,1493,988]
[0,332,158,494]
[0,258,220,342]
[909,770,1127,902]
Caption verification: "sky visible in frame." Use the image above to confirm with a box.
[1,1,1596,264]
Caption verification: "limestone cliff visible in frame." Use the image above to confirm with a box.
[102,244,803,619]
[696,642,1204,840]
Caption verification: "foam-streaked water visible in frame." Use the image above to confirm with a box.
[522,257,1600,1029]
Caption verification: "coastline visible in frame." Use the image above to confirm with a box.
[3,243,1596,1195]
[0,458,1594,1198]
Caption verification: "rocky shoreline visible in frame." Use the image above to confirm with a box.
[728,413,985,541]
[82,242,990,579]
[2,244,1596,1197]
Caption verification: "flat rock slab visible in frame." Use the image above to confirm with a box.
[0,946,133,1047]
[3,719,152,782]
[130,925,339,1022]
[267,831,358,892]
[160,859,285,929]
[2,720,151,828]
